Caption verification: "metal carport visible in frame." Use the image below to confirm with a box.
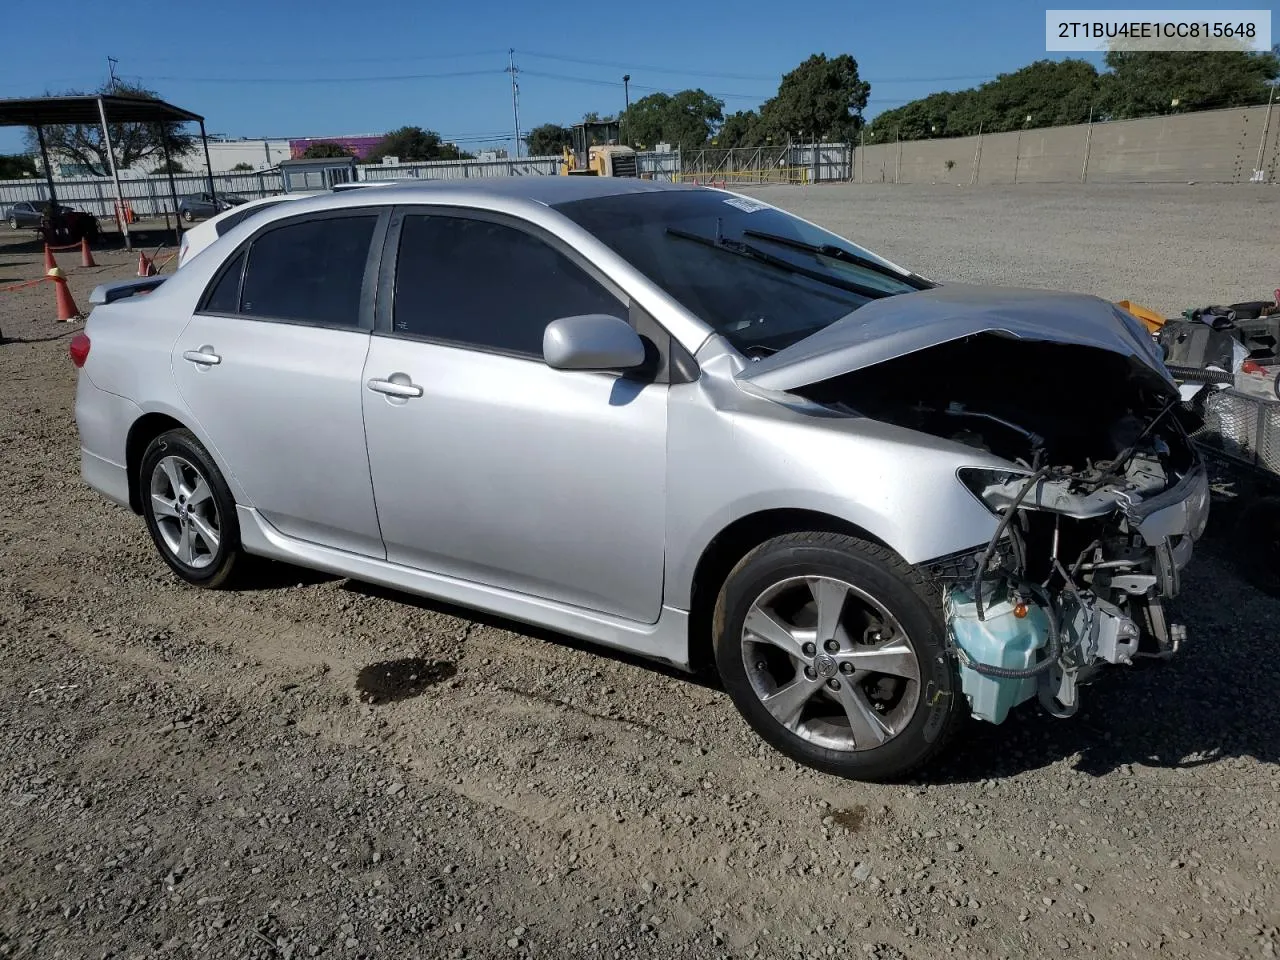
[0,95,216,250]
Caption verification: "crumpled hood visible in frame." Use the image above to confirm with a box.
[737,283,1174,392]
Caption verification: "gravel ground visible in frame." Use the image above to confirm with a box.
[1,186,1278,960]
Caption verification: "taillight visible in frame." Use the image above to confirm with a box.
[69,332,90,367]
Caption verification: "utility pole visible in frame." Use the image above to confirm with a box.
[622,75,631,145]
[106,56,119,90]
[507,49,522,158]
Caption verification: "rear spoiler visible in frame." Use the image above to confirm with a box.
[88,276,168,306]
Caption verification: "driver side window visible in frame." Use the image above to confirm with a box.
[391,214,627,358]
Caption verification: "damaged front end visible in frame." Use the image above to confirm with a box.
[775,320,1211,726]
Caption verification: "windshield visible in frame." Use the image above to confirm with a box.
[554,189,928,356]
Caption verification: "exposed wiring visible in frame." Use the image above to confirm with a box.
[1087,399,1179,491]
[972,467,1052,622]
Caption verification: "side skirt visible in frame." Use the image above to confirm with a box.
[236,506,692,669]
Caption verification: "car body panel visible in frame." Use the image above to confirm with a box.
[170,314,385,557]
[739,283,1172,392]
[361,335,669,622]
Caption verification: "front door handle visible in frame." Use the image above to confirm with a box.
[182,348,221,366]
[367,377,423,399]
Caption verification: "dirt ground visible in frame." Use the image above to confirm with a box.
[1,184,1278,960]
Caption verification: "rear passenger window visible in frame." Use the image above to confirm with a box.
[239,215,376,327]
[203,251,244,315]
[392,214,625,357]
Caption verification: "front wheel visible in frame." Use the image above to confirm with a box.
[7,216,17,230]
[181,209,194,222]
[139,428,244,588]
[713,532,965,782]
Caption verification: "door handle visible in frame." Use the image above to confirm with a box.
[367,377,423,399]
[182,349,221,366]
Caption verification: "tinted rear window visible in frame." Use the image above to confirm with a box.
[238,215,376,326]
[216,200,288,236]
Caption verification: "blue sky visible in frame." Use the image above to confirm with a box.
[0,0,1108,156]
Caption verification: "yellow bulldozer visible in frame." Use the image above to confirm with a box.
[559,121,639,178]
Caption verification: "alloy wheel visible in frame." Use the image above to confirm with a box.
[740,575,922,752]
[149,455,221,569]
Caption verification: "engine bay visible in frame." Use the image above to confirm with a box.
[790,333,1208,723]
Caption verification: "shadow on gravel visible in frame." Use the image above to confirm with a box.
[239,560,338,591]
[931,495,1280,784]
[343,580,722,692]
[357,657,457,704]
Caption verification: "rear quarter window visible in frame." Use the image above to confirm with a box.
[215,200,288,237]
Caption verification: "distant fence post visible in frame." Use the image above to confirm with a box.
[1081,106,1094,183]
[970,122,983,185]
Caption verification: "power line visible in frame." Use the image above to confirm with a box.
[520,68,769,101]
[520,50,997,86]
[119,49,510,67]
[142,69,505,85]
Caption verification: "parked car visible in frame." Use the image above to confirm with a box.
[72,179,1209,781]
[7,200,99,243]
[177,192,249,222]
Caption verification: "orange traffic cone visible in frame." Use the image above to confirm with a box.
[47,268,82,322]
[137,252,155,278]
[43,244,57,272]
[80,236,96,268]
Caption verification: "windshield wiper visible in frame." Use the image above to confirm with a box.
[741,229,931,290]
[665,227,889,299]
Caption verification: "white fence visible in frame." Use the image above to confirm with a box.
[0,171,282,219]
[0,150,691,219]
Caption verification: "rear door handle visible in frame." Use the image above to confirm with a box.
[367,377,423,399]
[182,349,221,366]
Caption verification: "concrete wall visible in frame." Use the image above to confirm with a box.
[855,104,1280,184]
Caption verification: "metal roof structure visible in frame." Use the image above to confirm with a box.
[0,95,214,249]
[0,95,203,128]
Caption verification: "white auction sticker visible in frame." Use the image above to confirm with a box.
[1046,9,1271,51]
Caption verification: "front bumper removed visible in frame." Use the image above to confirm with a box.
[944,461,1209,724]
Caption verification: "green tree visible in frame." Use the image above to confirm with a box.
[301,141,354,159]
[620,90,724,154]
[758,54,870,142]
[716,110,762,148]
[0,154,37,178]
[230,161,255,172]
[365,126,470,163]
[1098,49,1279,118]
[22,80,194,176]
[524,123,573,156]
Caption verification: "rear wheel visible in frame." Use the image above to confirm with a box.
[139,428,243,588]
[714,532,964,782]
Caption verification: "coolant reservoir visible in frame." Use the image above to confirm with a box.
[945,586,1050,724]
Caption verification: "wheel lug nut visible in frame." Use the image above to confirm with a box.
[755,661,766,671]
[802,642,816,657]
[824,639,839,653]
[804,666,817,681]
[839,662,854,675]
[827,679,841,690]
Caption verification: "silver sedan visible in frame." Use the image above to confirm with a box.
[72,178,1209,781]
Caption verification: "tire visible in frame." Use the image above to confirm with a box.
[139,428,243,589]
[713,532,965,782]
[7,216,17,230]
[182,209,194,222]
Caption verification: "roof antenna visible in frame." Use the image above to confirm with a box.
[715,216,723,244]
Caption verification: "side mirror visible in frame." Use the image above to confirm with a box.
[543,314,647,371]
